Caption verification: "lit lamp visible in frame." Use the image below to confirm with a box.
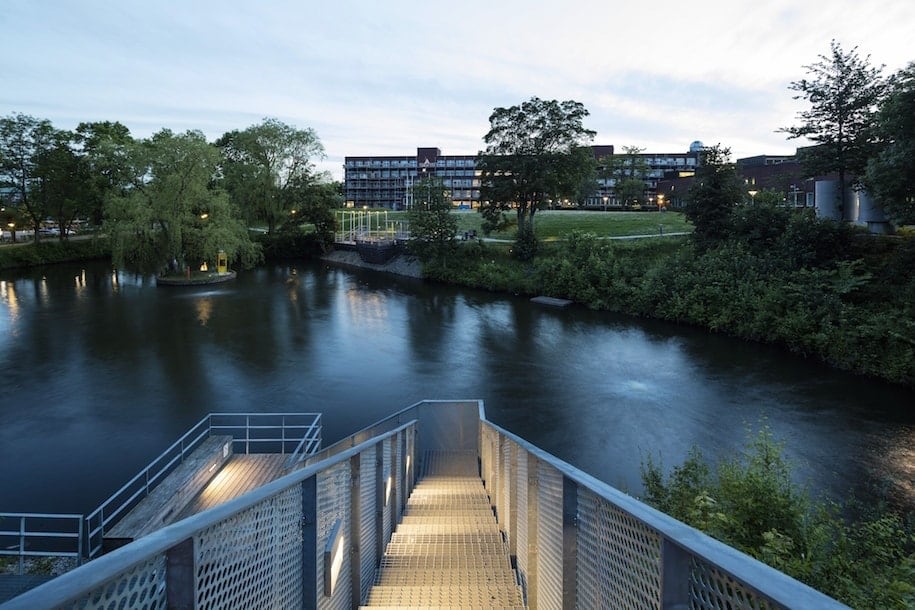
[657,193,665,211]
[748,190,758,205]
[602,196,608,211]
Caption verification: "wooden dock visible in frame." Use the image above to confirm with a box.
[106,439,291,543]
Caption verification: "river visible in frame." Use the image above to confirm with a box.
[1,259,912,516]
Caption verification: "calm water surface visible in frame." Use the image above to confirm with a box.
[1,260,913,515]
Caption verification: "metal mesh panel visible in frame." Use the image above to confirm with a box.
[501,438,511,539]
[382,440,392,546]
[689,557,775,610]
[515,444,529,598]
[537,461,564,610]
[195,484,302,610]
[359,446,377,604]
[63,554,167,610]
[394,431,403,521]
[316,460,351,610]
[577,487,663,609]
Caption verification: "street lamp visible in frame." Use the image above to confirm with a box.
[657,193,664,211]
[748,190,758,205]
[602,196,608,211]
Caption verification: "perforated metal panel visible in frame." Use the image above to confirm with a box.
[577,487,663,609]
[537,461,564,609]
[63,554,167,610]
[689,557,775,610]
[195,484,302,610]
[358,446,377,604]
[515,444,529,594]
[316,460,351,610]
[382,440,392,546]
[501,438,512,540]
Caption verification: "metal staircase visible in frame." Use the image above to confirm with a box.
[361,451,526,609]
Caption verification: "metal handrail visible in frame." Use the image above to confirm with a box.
[83,412,320,558]
[0,420,416,610]
[0,513,84,575]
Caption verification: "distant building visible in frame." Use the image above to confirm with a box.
[344,148,478,210]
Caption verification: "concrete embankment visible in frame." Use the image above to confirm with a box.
[320,249,424,279]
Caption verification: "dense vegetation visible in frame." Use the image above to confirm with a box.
[641,427,915,609]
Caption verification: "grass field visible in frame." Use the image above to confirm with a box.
[346,209,693,240]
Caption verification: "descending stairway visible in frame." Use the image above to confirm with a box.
[361,451,526,609]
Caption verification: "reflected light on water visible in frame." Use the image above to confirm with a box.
[346,289,389,333]
[0,280,20,332]
[196,298,213,326]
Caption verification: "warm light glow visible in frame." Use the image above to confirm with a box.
[324,519,345,596]
[199,262,208,272]
[199,213,209,220]
[385,474,393,506]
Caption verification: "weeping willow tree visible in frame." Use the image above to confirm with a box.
[104,129,261,275]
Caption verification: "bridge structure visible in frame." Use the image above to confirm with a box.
[0,400,847,609]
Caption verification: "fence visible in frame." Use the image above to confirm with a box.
[1,401,846,609]
[0,514,83,576]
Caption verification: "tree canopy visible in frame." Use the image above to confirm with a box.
[0,113,56,241]
[104,129,260,274]
[217,117,325,233]
[477,97,596,258]
[781,40,888,208]
[683,145,745,249]
[866,61,915,223]
[407,176,457,265]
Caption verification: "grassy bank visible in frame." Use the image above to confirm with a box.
[0,237,111,270]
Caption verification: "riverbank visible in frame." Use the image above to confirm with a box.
[320,249,424,279]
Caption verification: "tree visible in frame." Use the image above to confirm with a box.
[477,97,596,259]
[104,129,260,274]
[683,145,745,249]
[75,121,136,226]
[407,176,457,265]
[781,40,888,210]
[281,173,340,250]
[33,130,93,239]
[866,61,915,223]
[0,113,56,243]
[217,118,325,233]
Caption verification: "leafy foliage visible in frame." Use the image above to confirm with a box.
[104,129,260,274]
[683,145,745,250]
[407,176,458,265]
[781,40,888,207]
[641,426,915,609]
[867,61,915,223]
[476,97,596,258]
[217,117,325,234]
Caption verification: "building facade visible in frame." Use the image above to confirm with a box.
[344,148,479,210]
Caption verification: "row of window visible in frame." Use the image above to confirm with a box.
[345,158,476,169]
[346,169,477,180]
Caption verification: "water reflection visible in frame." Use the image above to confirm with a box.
[1,259,913,516]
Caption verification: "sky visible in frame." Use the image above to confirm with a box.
[2,1,914,181]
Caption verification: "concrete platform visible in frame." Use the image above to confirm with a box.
[530,295,573,308]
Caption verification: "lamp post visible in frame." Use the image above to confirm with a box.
[602,195,608,211]
[657,193,665,211]
[748,190,758,205]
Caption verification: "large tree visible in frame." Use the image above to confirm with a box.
[866,61,915,223]
[0,113,56,242]
[781,40,888,209]
[33,130,93,239]
[75,121,136,226]
[477,97,596,257]
[683,145,745,249]
[105,129,260,274]
[217,117,325,233]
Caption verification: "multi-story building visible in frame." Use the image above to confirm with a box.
[344,147,479,210]
[342,141,727,211]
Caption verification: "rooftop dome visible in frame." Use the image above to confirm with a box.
[689,140,705,153]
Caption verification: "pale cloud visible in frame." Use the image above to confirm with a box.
[2,0,913,180]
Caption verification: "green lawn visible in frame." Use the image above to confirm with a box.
[374,209,692,240]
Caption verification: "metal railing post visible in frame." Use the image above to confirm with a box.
[166,537,196,608]
[508,441,517,558]
[18,516,25,575]
[562,476,579,610]
[661,539,691,610]
[301,475,318,609]
[389,435,398,533]
[350,453,362,609]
